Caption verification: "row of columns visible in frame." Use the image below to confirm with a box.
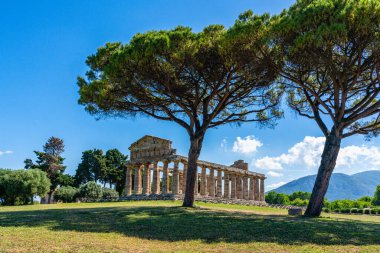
[125,161,265,201]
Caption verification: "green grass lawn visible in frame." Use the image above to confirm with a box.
[1,201,379,253]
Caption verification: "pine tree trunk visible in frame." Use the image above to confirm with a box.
[183,135,204,207]
[305,132,341,217]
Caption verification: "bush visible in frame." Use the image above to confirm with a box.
[290,198,308,207]
[79,181,102,201]
[54,186,78,203]
[102,188,119,201]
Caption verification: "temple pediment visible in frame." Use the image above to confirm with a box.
[129,135,176,161]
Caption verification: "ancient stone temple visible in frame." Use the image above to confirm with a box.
[124,135,266,202]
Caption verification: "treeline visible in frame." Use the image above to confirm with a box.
[0,136,128,206]
[266,187,380,212]
[265,191,311,207]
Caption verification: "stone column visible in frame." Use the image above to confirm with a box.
[209,168,215,197]
[243,176,249,200]
[162,160,169,193]
[206,175,210,196]
[254,177,259,200]
[230,174,236,199]
[172,161,180,195]
[260,177,265,201]
[125,165,132,196]
[152,162,160,194]
[142,163,151,194]
[195,167,199,195]
[134,165,142,194]
[223,172,230,198]
[182,163,188,194]
[200,165,207,196]
[249,176,254,200]
[236,175,243,199]
[217,169,222,197]
[179,171,183,194]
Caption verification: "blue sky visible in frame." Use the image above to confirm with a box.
[1,0,380,190]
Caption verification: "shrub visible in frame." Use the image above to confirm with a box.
[79,181,102,201]
[290,198,308,207]
[54,186,78,203]
[102,188,119,201]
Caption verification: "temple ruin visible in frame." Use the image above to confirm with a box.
[124,135,266,202]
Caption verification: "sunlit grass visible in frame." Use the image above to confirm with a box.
[1,201,379,252]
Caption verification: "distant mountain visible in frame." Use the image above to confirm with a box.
[272,170,380,201]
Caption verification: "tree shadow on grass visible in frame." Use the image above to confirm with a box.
[0,205,379,245]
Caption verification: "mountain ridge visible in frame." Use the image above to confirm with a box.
[271,170,380,201]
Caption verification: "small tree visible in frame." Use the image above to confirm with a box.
[0,169,50,205]
[266,0,380,216]
[54,186,79,203]
[372,185,380,206]
[24,137,66,204]
[78,23,283,207]
[79,181,103,201]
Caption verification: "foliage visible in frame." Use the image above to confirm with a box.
[358,196,373,202]
[326,199,372,210]
[0,169,50,205]
[24,137,66,202]
[288,191,311,201]
[54,186,79,203]
[78,22,283,206]
[102,187,119,201]
[266,191,290,205]
[74,148,127,193]
[79,181,103,201]
[58,174,76,187]
[266,191,313,206]
[372,185,380,206]
[104,149,127,194]
[260,0,380,216]
[290,198,308,207]
[75,149,106,185]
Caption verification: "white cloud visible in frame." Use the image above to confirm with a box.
[254,136,380,174]
[255,156,284,170]
[0,150,13,156]
[267,171,283,177]
[267,181,287,189]
[232,135,263,155]
[337,145,380,168]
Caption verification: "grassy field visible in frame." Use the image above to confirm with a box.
[1,201,380,253]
